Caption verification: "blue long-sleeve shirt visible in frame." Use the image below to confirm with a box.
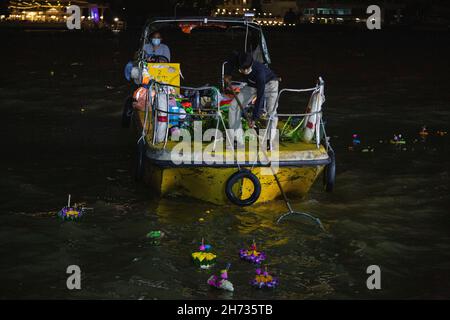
[143,43,171,62]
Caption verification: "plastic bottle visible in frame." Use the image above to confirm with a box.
[169,98,180,126]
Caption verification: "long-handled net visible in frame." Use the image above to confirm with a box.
[229,86,326,232]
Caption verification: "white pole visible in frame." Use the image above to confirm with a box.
[67,194,71,208]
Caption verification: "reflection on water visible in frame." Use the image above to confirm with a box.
[0,27,449,299]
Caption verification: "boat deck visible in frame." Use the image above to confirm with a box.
[135,110,330,167]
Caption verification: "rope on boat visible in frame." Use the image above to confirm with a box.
[231,88,326,232]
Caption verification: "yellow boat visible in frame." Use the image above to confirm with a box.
[123,17,335,206]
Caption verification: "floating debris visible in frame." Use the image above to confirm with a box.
[390,134,406,145]
[348,133,361,151]
[147,230,165,239]
[361,146,375,153]
[352,134,361,146]
[147,230,165,245]
[419,126,429,140]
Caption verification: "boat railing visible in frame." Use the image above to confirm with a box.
[271,77,328,150]
[140,77,329,151]
[140,81,223,148]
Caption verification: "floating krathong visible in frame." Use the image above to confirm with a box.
[192,238,217,269]
[57,195,85,221]
[147,230,165,245]
[251,266,278,289]
[207,263,234,292]
[239,241,266,264]
[352,134,361,146]
[419,126,429,139]
[390,134,406,145]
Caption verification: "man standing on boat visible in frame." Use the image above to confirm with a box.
[224,52,279,146]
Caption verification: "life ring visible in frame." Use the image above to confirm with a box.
[323,149,336,192]
[225,169,261,206]
[302,84,325,143]
[135,139,146,181]
[122,95,134,128]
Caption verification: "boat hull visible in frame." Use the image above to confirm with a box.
[143,160,325,205]
[132,110,330,205]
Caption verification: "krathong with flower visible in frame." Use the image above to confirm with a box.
[239,240,266,264]
[192,238,217,269]
[207,263,234,292]
[251,266,278,289]
[57,195,86,221]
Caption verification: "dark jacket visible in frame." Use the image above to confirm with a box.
[245,61,278,120]
[225,53,278,120]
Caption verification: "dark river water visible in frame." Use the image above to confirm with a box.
[0,26,449,299]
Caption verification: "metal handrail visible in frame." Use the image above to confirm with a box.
[142,82,223,147]
[140,78,327,148]
[273,77,324,116]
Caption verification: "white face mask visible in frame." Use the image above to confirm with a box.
[239,66,252,75]
[151,38,161,46]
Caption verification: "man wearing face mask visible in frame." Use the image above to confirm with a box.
[143,32,171,62]
[225,52,279,145]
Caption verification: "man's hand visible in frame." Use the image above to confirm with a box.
[224,75,232,86]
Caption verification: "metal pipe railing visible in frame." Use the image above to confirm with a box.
[140,78,327,149]
[142,82,223,147]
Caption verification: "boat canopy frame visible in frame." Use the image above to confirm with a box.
[137,16,272,65]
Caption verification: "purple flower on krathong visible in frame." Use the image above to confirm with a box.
[58,207,84,220]
[207,275,220,287]
[251,266,278,289]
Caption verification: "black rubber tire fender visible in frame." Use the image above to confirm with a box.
[225,169,261,207]
[135,139,146,182]
[323,149,336,192]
